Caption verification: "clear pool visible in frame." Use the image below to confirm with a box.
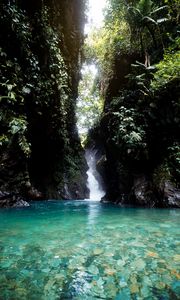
[0,200,179,299]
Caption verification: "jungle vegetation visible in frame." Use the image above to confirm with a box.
[83,0,180,200]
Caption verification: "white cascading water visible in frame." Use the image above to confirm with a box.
[85,150,105,201]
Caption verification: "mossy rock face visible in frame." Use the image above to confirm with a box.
[0,1,87,201]
[96,50,180,207]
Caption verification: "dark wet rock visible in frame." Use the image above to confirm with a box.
[60,171,89,200]
[62,183,72,200]
[96,155,107,186]
[130,175,157,207]
[26,186,43,200]
[129,177,180,208]
[159,181,180,208]
[12,199,29,208]
[0,191,29,208]
[0,191,10,200]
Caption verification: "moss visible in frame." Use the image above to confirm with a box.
[0,1,87,199]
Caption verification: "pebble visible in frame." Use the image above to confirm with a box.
[155,281,166,289]
[93,248,103,255]
[131,258,146,270]
[88,265,99,275]
[119,279,127,288]
[130,283,139,294]
[117,259,126,267]
[104,268,116,275]
[173,254,180,261]
[147,251,159,258]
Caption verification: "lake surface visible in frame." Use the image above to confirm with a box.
[0,200,179,299]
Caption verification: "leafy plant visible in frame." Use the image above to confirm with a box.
[126,0,168,54]
[9,117,31,157]
[151,37,180,90]
[76,64,104,135]
[109,105,147,158]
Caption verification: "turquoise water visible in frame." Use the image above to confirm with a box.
[0,201,179,300]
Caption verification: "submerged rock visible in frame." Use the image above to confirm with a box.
[93,248,103,256]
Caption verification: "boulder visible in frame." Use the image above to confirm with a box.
[26,186,43,200]
[159,181,180,208]
[0,191,29,208]
[131,175,157,207]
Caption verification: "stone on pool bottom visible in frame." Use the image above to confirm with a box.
[0,200,179,299]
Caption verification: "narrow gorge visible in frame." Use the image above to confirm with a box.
[0,0,180,208]
[0,1,180,299]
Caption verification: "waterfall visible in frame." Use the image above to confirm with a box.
[85,149,105,201]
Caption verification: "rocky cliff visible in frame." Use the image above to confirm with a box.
[93,53,180,208]
[0,0,88,206]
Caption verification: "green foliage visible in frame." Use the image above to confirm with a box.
[104,35,179,165]
[108,104,147,158]
[84,0,172,85]
[0,3,71,156]
[93,1,179,183]
[164,0,180,24]
[151,37,180,90]
[9,117,31,156]
[84,2,131,78]
[76,64,104,135]
[0,1,85,194]
[0,135,8,147]
[0,4,35,157]
[38,6,70,144]
[126,61,155,94]
[84,27,113,77]
[0,0,87,198]
[126,0,169,54]
[0,45,30,156]
[138,0,153,15]
[153,161,172,185]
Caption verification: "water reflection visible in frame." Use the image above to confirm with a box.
[87,201,101,226]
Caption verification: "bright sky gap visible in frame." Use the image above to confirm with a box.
[84,0,107,34]
[77,0,107,135]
